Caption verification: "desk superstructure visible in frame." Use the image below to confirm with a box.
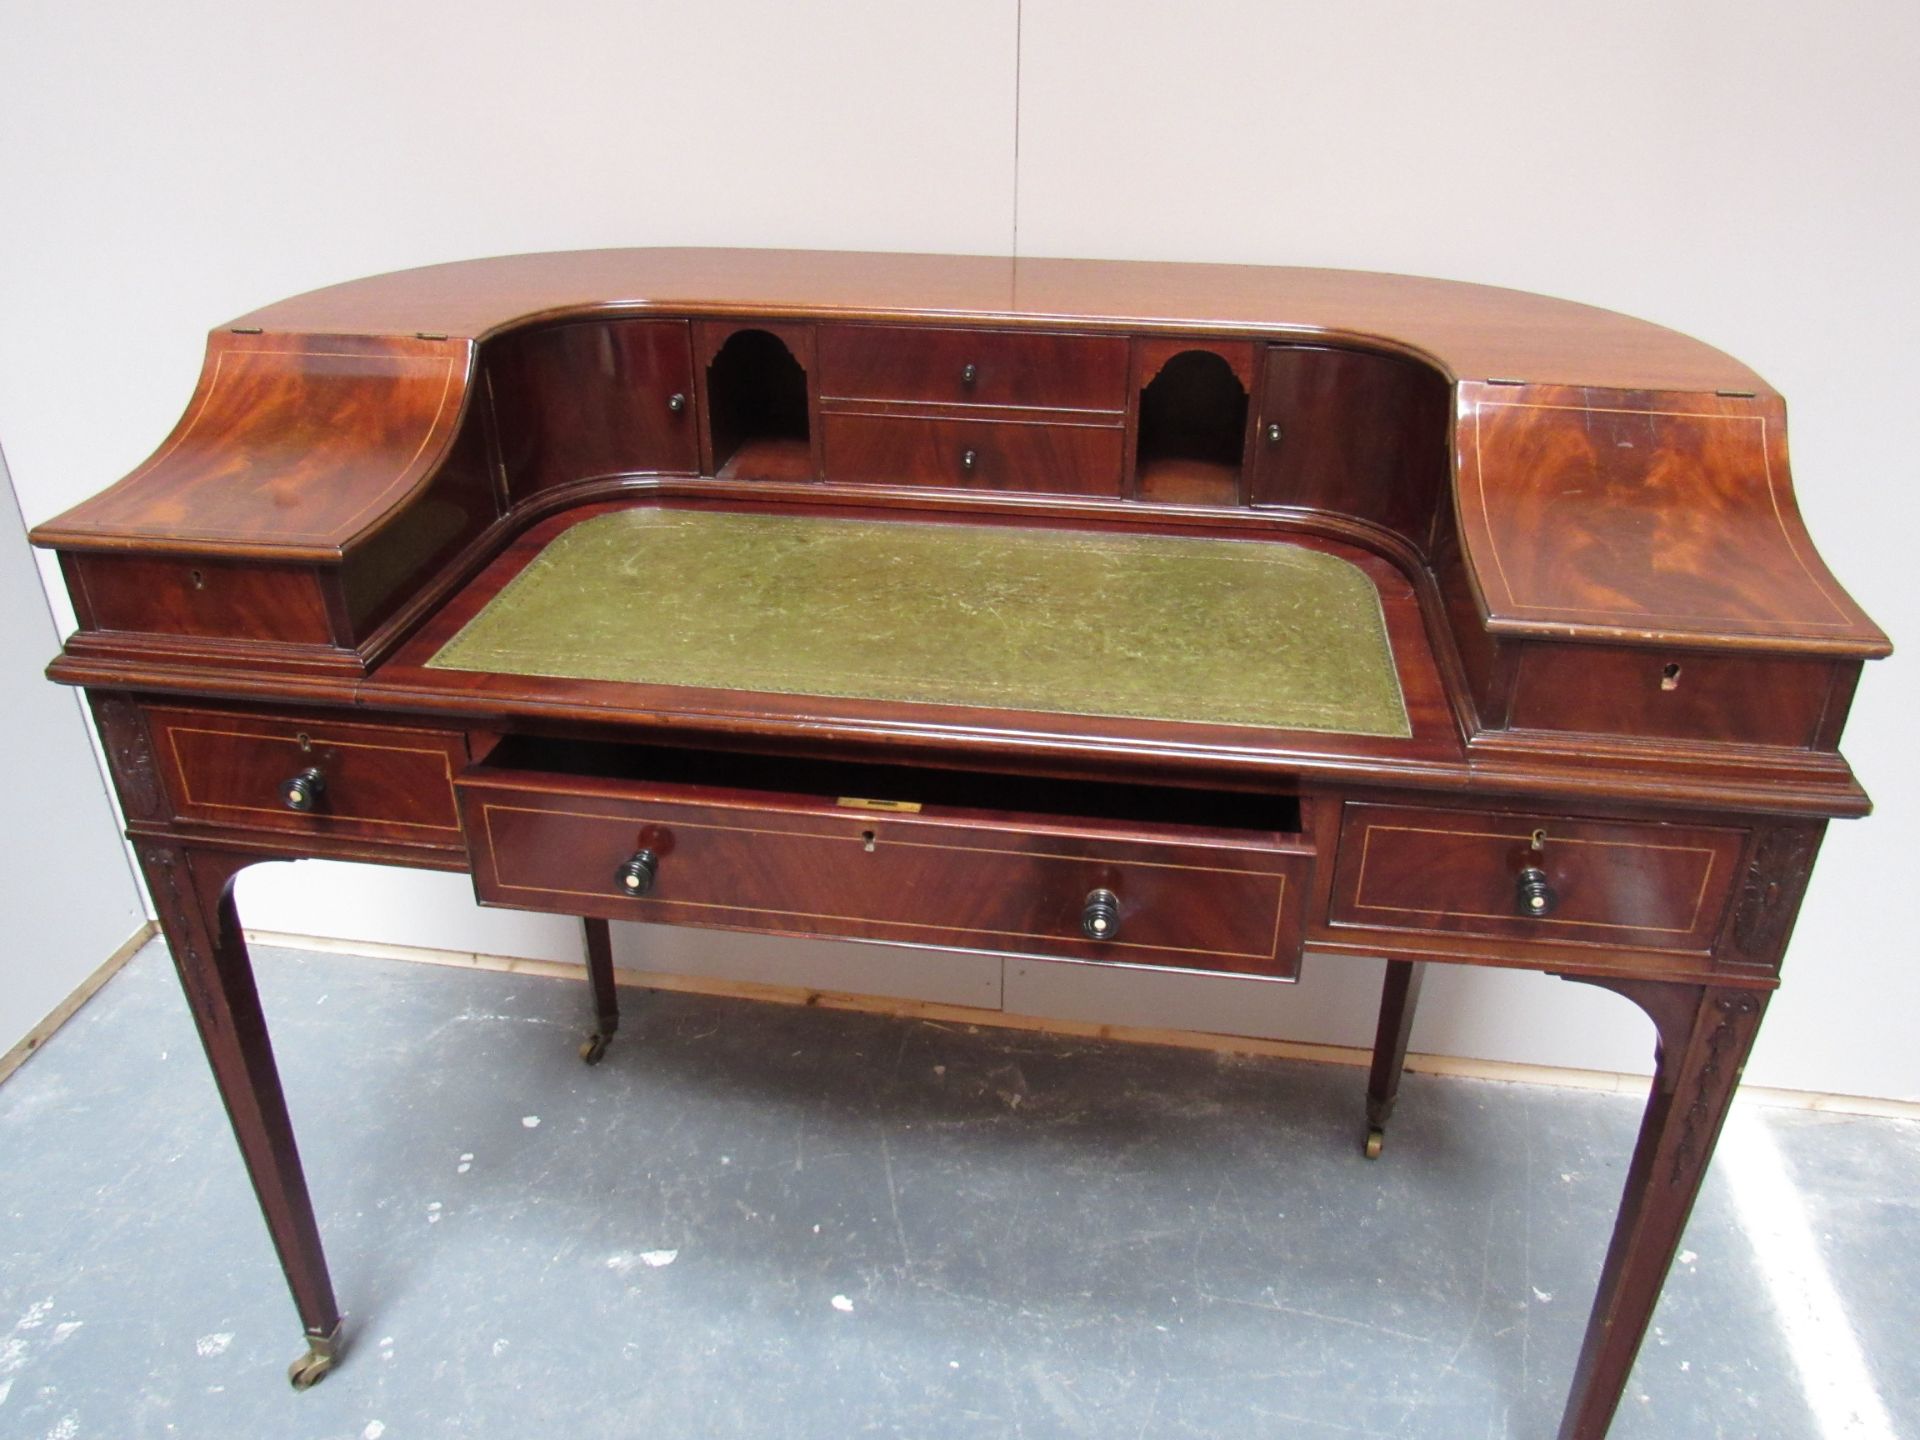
[32,250,1886,1438]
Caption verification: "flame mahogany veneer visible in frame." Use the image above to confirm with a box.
[32,249,1886,1438]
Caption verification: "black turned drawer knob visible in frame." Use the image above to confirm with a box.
[961,448,978,473]
[961,362,978,386]
[1081,887,1121,941]
[667,392,686,414]
[615,849,659,898]
[281,767,326,813]
[1516,866,1555,917]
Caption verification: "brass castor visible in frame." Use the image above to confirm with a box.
[579,1032,610,1065]
[288,1346,334,1390]
[1364,1127,1385,1160]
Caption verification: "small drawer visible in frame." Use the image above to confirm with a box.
[818,325,1128,412]
[147,706,467,845]
[1326,802,1744,952]
[459,741,1313,977]
[1506,643,1837,748]
[822,414,1124,494]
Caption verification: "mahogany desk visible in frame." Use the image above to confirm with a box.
[32,250,1886,1439]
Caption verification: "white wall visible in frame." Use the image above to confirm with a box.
[0,446,147,1052]
[1,2,1912,1098]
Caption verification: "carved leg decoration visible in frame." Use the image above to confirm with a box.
[1363,959,1426,1158]
[136,844,343,1389]
[1553,977,1769,1440]
[578,917,619,1065]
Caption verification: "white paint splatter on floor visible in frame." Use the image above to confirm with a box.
[521,1116,540,1129]
[362,1422,386,1439]
[50,1322,82,1344]
[457,1152,474,1173]
[605,1250,678,1275]
[194,1333,233,1358]
[831,1295,855,1313]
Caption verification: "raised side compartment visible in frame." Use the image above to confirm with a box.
[458,739,1314,977]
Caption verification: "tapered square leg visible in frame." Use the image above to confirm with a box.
[1555,978,1769,1440]
[137,844,342,1387]
[1363,959,1425,1158]
[578,917,619,1064]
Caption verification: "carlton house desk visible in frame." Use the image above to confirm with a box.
[30,250,1886,1438]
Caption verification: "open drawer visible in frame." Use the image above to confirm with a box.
[457,738,1315,977]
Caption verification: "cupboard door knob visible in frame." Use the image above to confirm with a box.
[1081,887,1121,941]
[1516,866,1555,917]
[961,363,978,387]
[960,448,978,473]
[281,767,326,813]
[615,849,659,898]
[667,392,687,414]
[1265,422,1283,445]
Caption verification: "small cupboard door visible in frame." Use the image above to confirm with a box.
[1251,345,1449,548]
[487,318,698,496]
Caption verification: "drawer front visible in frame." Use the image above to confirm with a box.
[462,781,1309,976]
[1506,643,1836,748]
[149,706,467,845]
[818,325,1128,411]
[822,414,1124,495]
[1326,803,1744,952]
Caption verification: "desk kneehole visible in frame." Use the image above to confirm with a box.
[456,749,1313,978]
[1325,800,1748,953]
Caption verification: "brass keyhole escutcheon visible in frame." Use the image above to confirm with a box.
[861,830,877,853]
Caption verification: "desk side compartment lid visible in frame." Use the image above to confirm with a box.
[33,330,473,560]
[1452,381,1888,660]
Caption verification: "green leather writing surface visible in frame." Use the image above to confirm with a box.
[428,509,1410,737]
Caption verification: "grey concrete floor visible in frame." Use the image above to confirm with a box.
[2,941,1916,1440]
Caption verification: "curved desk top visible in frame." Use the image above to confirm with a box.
[226,247,1770,394]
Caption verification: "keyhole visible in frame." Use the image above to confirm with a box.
[1660,662,1682,691]
[861,830,877,853]
[188,568,205,591]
